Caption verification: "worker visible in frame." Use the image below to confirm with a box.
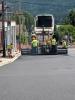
[7,43,13,58]
[46,38,52,54]
[51,37,57,54]
[46,38,52,46]
[31,35,39,55]
[62,40,67,48]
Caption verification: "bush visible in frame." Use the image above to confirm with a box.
[57,25,75,41]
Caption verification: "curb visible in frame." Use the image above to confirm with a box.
[0,53,21,67]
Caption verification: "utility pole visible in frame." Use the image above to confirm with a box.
[18,0,21,51]
[2,0,6,57]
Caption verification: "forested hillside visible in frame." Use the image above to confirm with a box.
[6,0,75,23]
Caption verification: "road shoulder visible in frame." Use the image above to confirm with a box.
[0,52,21,67]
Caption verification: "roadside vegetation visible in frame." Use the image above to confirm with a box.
[11,10,75,44]
[57,9,75,42]
[11,11,34,44]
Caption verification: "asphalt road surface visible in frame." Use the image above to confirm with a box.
[0,48,75,100]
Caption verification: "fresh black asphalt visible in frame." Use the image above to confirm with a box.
[0,51,75,100]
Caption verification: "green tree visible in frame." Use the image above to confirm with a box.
[11,12,34,32]
[11,12,34,43]
[21,34,28,44]
[23,12,34,32]
[23,12,34,42]
[69,10,75,26]
[11,14,19,24]
[57,25,75,41]
[64,9,75,26]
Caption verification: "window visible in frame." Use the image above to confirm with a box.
[36,16,52,27]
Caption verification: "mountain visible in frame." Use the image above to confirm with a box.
[5,0,75,23]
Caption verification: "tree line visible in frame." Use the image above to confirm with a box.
[57,9,75,42]
[11,12,34,44]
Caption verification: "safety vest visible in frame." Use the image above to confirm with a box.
[52,38,56,45]
[62,41,67,48]
[32,40,39,47]
[7,44,13,49]
[47,39,52,45]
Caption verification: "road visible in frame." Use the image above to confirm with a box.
[0,48,75,100]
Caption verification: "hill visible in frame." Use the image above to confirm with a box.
[6,0,75,23]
